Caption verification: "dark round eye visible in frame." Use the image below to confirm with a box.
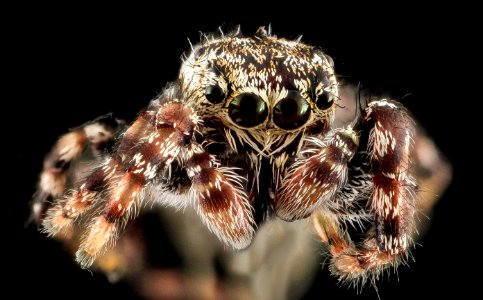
[228,93,268,127]
[205,84,225,104]
[273,91,311,130]
[316,91,334,110]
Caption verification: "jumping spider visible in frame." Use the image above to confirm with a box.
[33,26,427,286]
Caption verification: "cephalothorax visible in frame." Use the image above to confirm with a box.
[33,27,421,285]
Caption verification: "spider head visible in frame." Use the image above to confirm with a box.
[180,27,339,155]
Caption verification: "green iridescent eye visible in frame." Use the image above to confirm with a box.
[273,91,311,130]
[228,93,268,127]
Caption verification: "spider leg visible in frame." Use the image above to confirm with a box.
[274,128,359,221]
[312,210,398,284]
[31,129,86,227]
[43,98,254,268]
[32,115,123,228]
[71,101,200,268]
[41,112,151,238]
[359,99,416,256]
[314,99,417,282]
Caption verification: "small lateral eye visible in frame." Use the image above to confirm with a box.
[316,91,334,110]
[205,84,225,104]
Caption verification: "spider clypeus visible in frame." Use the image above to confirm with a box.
[32,26,433,288]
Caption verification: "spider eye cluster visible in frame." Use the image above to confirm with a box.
[204,83,334,130]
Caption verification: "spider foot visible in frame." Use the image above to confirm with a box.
[76,216,118,269]
[313,207,411,286]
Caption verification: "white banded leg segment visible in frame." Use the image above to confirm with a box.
[33,129,88,226]
[76,170,144,268]
[43,167,108,237]
[75,101,200,268]
[361,99,417,254]
[39,116,124,232]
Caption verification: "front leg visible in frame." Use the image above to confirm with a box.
[360,99,416,256]
[315,99,418,281]
[44,100,197,267]
[43,98,254,268]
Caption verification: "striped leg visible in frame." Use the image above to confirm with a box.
[41,101,197,267]
[43,100,254,269]
[73,102,199,268]
[32,115,123,229]
[361,99,416,257]
[41,112,151,238]
[314,99,418,282]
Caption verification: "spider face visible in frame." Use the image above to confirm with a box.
[31,26,446,288]
[180,31,337,156]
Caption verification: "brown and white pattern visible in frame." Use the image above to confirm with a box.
[31,26,448,288]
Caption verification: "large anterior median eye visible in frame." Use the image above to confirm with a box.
[228,93,268,127]
[273,91,311,130]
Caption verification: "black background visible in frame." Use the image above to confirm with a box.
[6,6,474,299]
